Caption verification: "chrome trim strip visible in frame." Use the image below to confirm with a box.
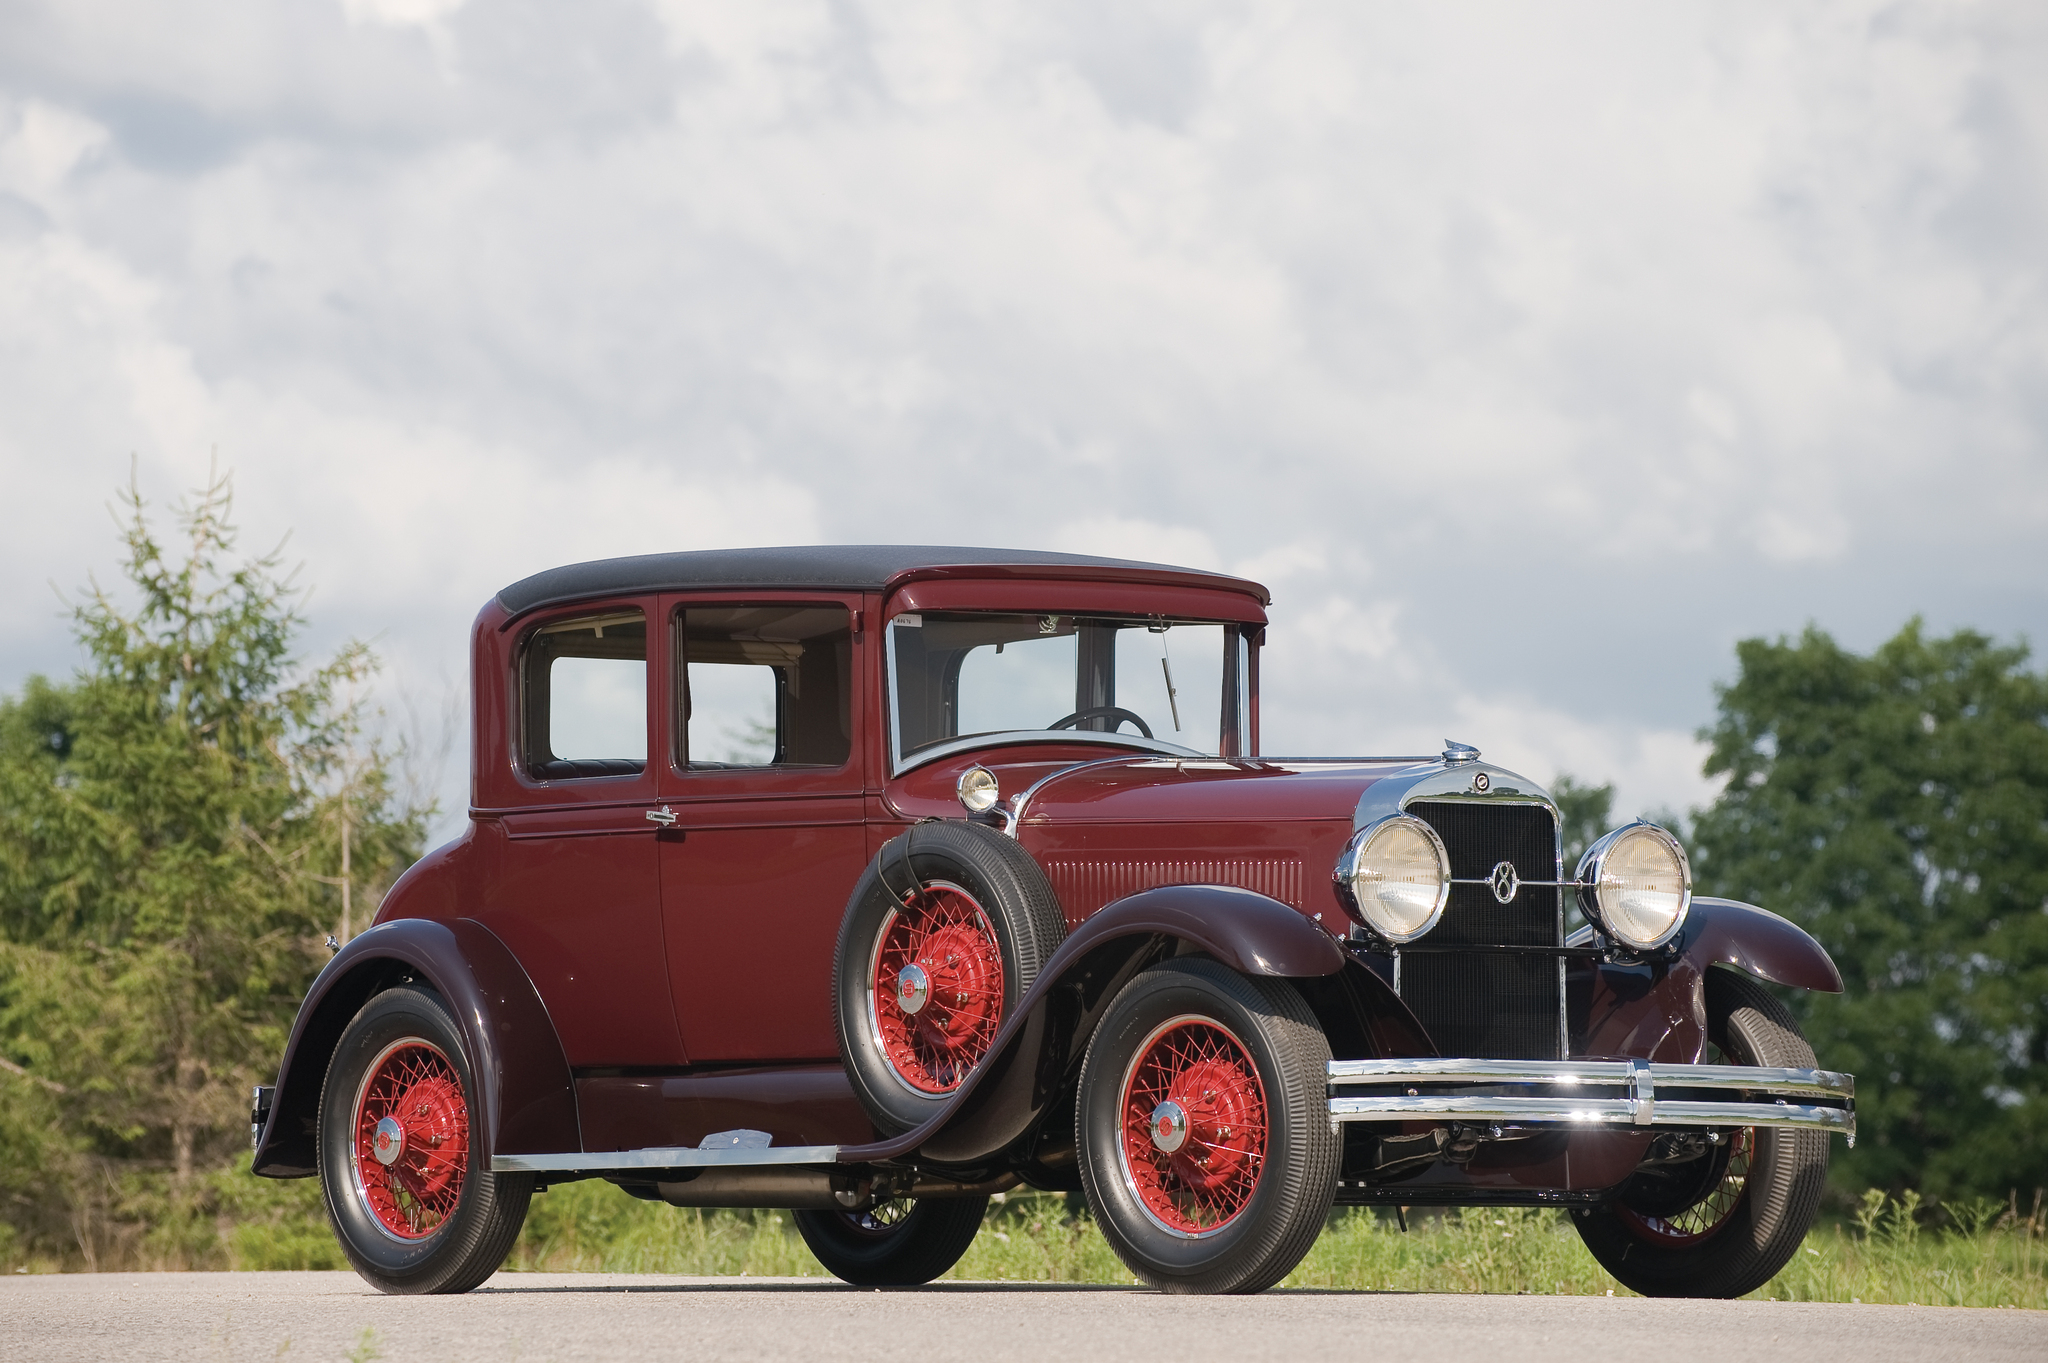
[491,1144,840,1174]
[1325,1095,1855,1134]
[1325,1058,1856,1140]
[1326,1058,1855,1097]
[1003,753,1162,838]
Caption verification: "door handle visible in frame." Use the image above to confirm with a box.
[645,805,679,827]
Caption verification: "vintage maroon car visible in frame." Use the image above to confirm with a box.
[252,546,1854,1297]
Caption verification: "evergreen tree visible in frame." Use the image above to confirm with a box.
[0,474,423,1267]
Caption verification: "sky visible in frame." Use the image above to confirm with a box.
[1,0,2043,841]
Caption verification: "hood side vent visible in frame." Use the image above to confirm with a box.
[1042,855,1305,924]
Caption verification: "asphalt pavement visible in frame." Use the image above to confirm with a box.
[2,1271,2037,1362]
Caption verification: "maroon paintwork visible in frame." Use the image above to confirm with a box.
[255,547,1844,1210]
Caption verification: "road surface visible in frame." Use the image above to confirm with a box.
[3,1272,2036,1362]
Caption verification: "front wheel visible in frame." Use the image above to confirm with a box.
[1572,969,1831,1298]
[318,985,534,1294]
[792,1196,989,1285]
[1076,958,1338,1294]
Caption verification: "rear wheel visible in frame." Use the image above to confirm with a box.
[318,986,533,1295]
[792,1195,989,1286]
[1572,969,1830,1298]
[1075,958,1338,1294]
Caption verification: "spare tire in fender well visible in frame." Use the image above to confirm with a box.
[251,917,577,1177]
[844,883,1352,1167]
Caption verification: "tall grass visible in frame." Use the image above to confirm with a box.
[498,1182,2047,1307]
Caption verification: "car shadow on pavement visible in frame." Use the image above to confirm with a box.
[471,1280,1407,1296]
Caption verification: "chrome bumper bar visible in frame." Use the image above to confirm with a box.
[1327,1058,1856,1144]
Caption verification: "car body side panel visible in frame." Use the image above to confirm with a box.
[251,917,578,1177]
[469,811,683,1067]
[577,1066,877,1152]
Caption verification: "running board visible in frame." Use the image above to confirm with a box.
[1327,1058,1857,1145]
[491,1129,840,1175]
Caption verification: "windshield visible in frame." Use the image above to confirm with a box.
[888,611,1250,766]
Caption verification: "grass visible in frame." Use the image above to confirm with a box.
[10,1167,2036,1307]
[499,1182,2048,1307]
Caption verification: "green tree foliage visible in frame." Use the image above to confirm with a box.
[1550,774,1616,873]
[0,475,424,1268]
[1689,621,2048,1202]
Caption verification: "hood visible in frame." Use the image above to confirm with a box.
[1014,756,1555,829]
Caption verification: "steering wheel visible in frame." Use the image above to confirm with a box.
[1048,706,1155,739]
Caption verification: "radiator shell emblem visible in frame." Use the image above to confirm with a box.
[1489,860,1520,904]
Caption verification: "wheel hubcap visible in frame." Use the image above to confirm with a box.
[869,883,1006,1094]
[1118,1017,1268,1237]
[895,962,931,1015]
[1149,1100,1189,1154]
[350,1039,469,1240]
[371,1116,406,1167]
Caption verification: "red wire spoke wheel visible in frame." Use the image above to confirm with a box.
[1615,1126,1755,1247]
[350,1038,471,1240]
[318,986,533,1295]
[868,881,1006,1093]
[1076,958,1338,1294]
[1116,1016,1269,1236]
[834,821,1066,1135]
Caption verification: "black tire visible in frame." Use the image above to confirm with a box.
[1075,958,1338,1295]
[1573,969,1831,1298]
[833,821,1066,1134]
[793,1196,989,1286]
[318,985,534,1295]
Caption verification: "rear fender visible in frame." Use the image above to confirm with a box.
[845,885,1348,1167]
[251,918,578,1177]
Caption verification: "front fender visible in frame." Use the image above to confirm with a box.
[252,918,578,1177]
[843,885,1345,1168]
[1677,897,1843,993]
[1578,897,1842,1066]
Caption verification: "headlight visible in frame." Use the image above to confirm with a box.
[1576,821,1692,949]
[956,765,1001,814]
[1333,814,1450,942]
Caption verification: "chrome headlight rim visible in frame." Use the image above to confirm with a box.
[1333,812,1452,944]
[956,764,1001,814]
[1575,820,1693,951]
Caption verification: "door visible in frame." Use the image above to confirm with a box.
[656,597,870,1063]
[471,600,687,1068]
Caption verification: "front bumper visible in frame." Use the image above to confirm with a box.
[1327,1058,1856,1145]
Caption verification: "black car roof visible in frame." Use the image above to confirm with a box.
[496,545,1270,617]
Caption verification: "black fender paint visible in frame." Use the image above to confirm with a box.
[251,917,578,1177]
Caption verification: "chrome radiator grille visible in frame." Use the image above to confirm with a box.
[1403,801,1563,1061]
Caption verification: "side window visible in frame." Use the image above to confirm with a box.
[678,605,852,770]
[521,609,648,780]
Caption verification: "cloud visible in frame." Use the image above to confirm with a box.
[1,1,2044,840]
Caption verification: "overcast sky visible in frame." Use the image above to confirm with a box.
[2,1,2043,839]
